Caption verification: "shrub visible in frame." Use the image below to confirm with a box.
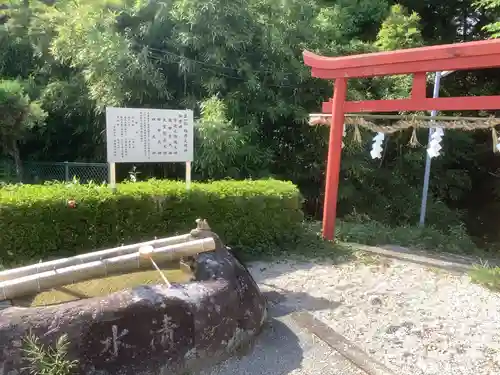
[0,179,303,264]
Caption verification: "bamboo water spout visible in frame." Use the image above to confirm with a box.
[0,237,215,301]
[0,233,193,282]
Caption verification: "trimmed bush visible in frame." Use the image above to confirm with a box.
[0,179,303,264]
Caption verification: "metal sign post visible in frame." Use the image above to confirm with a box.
[419,70,454,226]
[109,162,117,193]
[185,161,191,190]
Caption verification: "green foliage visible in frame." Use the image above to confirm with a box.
[469,263,500,291]
[375,4,423,51]
[0,179,303,263]
[336,128,470,231]
[0,80,46,133]
[295,220,479,261]
[1,0,500,251]
[335,219,478,254]
[45,1,168,110]
[286,221,355,261]
[22,333,78,375]
[0,79,47,177]
[372,4,423,101]
[194,97,271,179]
[475,0,500,37]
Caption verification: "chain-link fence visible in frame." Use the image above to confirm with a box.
[0,161,108,184]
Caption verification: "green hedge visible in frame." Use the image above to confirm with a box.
[0,179,303,264]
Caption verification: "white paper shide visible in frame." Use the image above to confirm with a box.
[370,132,385,159]
[427,127,444,159]
[106,107,194,163]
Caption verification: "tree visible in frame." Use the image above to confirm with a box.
[476,0,500,37]
[0,79,46,178]
[375,4,423,51]
[44,1,168,110]
[2,0,499,237]
[194,96,271,179]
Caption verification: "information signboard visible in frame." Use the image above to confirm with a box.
[105,107,194,163]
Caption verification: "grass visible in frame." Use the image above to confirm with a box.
[335,220,479,255]
[282,219,479,264]
[469,263,500,291]
[293,220,500,294]
[23,333,77,375]
[13,263,192,307]
[286,221,355,262]
[292,219,476,257]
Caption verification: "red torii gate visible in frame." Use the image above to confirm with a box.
[303,39,500,241]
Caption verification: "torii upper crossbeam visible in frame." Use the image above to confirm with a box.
[303,39,500,240]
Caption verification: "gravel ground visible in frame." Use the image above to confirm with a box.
[200,313,366,375]
[249,256,500,375]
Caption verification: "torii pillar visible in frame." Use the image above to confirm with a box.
[303,39,500,240]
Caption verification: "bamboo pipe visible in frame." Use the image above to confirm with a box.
[0,237,215,301]
[0,233,193,282]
